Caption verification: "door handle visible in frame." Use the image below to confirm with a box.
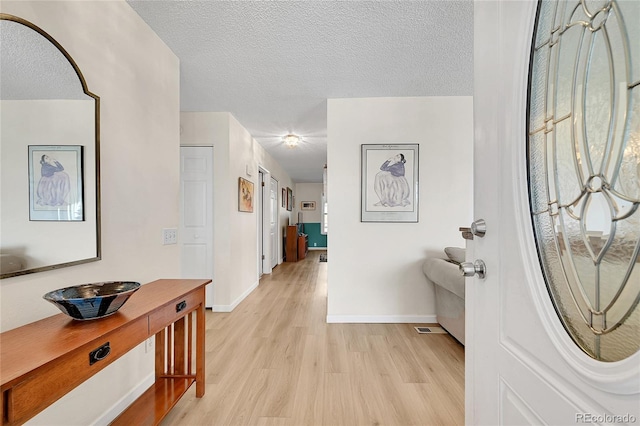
[460,219,486,240]
[471,219,486,237]
[460,260,487,279]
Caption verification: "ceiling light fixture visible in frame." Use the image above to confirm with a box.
[283,134,300,148]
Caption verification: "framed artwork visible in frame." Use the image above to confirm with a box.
[301,201,316,210]
[281,188,286,207]
[28,145,84,221]
[238,177,254,212]
[361,144,419,222]
[287,187,293,211]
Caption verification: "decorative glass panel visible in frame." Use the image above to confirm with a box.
[527,0,640,361]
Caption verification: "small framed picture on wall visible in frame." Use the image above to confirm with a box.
[238,177,254,212]
[301,201,316,210]
[287,187,293,211]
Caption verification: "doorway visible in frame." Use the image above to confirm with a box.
[258,167,278,276]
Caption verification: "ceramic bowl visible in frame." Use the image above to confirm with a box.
[43,281,140,320]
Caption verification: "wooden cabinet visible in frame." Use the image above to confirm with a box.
[285,225,308,262]
[298,234,308,260]
[0,279,210,426]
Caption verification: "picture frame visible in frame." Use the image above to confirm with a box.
[301,201,316,210]
[281,188,286,208]
[28,145,84,221]
[287,187,293,211]
[361,144,419,222]
[238,177,254,212]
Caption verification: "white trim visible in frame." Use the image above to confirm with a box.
[308,247,326,251]
[326,314,437,324]
[258,166,273,276]
[94,373,154,426]
[212,279,259,312]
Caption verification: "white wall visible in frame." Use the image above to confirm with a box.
[181,112,294,311]
[294,183,323,223]
[327,96,473,323]
[0,1,180,424]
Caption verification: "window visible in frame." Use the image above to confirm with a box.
[321,195,328,235]
[527,0,639,361]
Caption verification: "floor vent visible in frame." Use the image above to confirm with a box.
[319,254,327,262]
[414,326,448,334]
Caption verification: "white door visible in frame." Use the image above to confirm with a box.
[180,146,214,308]
[468,1,639,424]
[270,176,278,268]
[258,170,265,276]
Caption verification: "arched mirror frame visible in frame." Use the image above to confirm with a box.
[0,13,101,279]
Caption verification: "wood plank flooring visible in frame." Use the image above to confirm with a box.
[161,250,464,426]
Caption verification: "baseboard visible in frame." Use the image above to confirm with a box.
[307,246,327,251]
[212,279,259,313]
[95,372,154,425]
[326,314,437,324]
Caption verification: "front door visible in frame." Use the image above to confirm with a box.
[468,1,639,424]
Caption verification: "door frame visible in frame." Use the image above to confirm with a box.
[270,175,279,269]
[258,165,273,275]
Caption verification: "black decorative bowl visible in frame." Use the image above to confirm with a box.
[43,281,141,320]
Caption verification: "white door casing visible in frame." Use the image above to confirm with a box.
[270,176,278,269]
[259,167,273,275]
[468,1,639,425]
[180,146,214,308]
[258,170,264,276]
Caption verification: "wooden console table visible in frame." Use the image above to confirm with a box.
[0,278,210,425]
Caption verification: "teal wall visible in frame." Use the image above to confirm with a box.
[303,223,327,248]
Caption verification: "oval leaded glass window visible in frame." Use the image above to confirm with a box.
[528,0,639,362]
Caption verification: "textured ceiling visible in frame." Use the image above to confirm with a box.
[127,0,474,182]
[1,20,88,100]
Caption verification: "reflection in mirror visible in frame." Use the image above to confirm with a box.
[0,14,100,278]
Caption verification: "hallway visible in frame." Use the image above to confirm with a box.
[162,250,464,425]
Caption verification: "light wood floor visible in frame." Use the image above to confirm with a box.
[162,250,465,426]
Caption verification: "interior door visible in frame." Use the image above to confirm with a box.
[180,146,214,308]
[468,1,639,424]
[270,176,278,268]
[259,170,265,276]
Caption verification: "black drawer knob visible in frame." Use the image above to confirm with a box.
[176,300,187,313]
[89,342,111,365]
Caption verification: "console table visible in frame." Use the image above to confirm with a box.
[0,278,210,425]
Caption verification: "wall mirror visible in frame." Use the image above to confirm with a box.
[0,14,101,279]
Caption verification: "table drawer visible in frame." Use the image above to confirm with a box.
[148,290,201,334]
[6,317,147,425]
